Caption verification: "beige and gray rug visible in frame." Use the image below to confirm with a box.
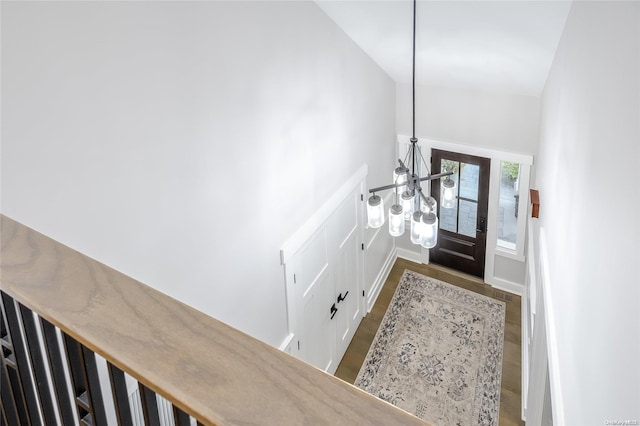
[354,270,505,426]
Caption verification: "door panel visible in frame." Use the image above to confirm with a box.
[288,186,364,374]
[328,192,357,250]
[328,190,362,367]
[334,227,360,362]
[300,267,335,372]
[431,149,490,278]
[293,228,336,372]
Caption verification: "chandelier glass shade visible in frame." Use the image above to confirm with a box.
[441,175,457,209]
[393,166,409,195]
[367,194,384,229]
[388,204,405,237]
[365,0,455,247]
[421,212,438,248]
[401,190,413,219]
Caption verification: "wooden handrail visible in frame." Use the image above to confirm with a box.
[0,215,428,425]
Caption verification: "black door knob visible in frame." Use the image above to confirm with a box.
[476,217,487,233]
[330,303,338,320]
[337,291,349,303]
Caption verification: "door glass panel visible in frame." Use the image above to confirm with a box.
[440,200,457,232]
[439,158,459,233]
[458,199,478,237]
[441,159,459,186]
[459,163,479,201]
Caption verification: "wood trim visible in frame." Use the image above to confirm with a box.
[0,214,429,426]
[530,189,540,218]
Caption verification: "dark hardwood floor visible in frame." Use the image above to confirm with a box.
[334,258,525,426]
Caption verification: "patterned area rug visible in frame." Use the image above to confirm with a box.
[355,270,505,426]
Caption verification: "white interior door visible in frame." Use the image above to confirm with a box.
[329,190,363,362]
[284,182,365,374]
[291,227,337,372]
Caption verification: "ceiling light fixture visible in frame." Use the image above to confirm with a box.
[366,0,455,249]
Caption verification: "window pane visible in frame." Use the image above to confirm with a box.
[440,200,457,232]
[439,159,459,233]
[459,163,479,201]
[497,161,520,245]
[441,159,459,183]
[459,199,478,237]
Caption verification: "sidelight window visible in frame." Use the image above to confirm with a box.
[497,161,520,250]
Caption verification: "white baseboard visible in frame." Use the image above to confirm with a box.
[486,276,524,296]
[396,247,423,264]
[522,299,529,421]
[366,245,425,311]
[278,333,295,353]
[367,247,396,312]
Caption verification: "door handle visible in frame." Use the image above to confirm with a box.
[330,303,338,320]
[337,291,349,303]
[476,217,487,233]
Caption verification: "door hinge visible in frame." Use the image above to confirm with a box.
[361,243,365,251]
[361,194,364,201]
[297,340,300,350]
[362,290,365,297]
[293,274,296,284]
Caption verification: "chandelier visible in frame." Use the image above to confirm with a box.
[366,0,456,249]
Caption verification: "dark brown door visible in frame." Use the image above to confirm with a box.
[430,149,490,278]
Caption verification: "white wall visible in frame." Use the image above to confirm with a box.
[535,1,640,424]
[0,1,396,347]
[396,83,540,155]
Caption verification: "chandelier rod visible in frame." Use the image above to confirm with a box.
[368,172,452,194]
[412,0,416,141]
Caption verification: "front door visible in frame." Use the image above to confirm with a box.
[430,149,490,278]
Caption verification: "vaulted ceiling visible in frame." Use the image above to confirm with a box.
[316,1,572,97]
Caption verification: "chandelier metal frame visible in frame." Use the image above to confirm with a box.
[366,0,456,248]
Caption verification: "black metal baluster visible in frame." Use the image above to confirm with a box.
[172,405,191,426]
[1,359,20,426]
[63,333,107,425]
[138,384,160,426]
[1,292,40,424]
[40,318,75,425]
[108,363,133,426]
[1,302,21,426]
[82,345,107,426]
[63,333,90,424]
[3,364,30,425]
[18,304,57,425]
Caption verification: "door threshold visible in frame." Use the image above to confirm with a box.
[426,262,486,286]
